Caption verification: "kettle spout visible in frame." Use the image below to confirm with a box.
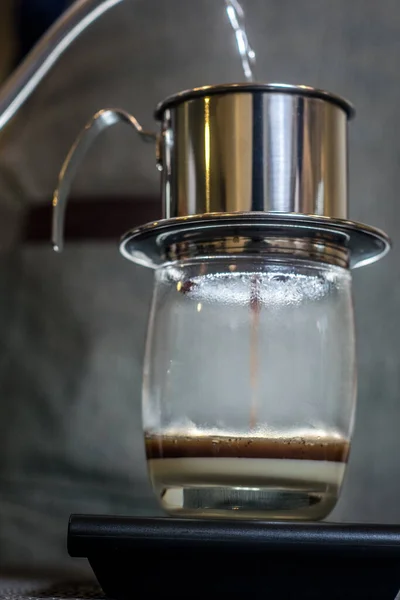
[0,0,125,133]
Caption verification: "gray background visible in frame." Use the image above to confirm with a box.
[0,0,399,569]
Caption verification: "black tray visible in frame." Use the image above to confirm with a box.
[68,515,400,599]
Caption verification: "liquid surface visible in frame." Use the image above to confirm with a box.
[146,435,349,520]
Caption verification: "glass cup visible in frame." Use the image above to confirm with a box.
[143,256,356,520]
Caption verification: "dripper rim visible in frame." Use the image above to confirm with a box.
[119,213,390,270]
[155,82,355,120]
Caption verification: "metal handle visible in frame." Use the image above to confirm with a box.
[51,108,157,252]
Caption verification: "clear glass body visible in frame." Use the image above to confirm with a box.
[143,257,356,520]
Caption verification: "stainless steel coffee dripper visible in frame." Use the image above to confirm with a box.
[49,82,389,271]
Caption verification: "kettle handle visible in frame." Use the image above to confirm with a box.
[51,108,157,252]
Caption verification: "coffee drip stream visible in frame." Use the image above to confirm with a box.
[249,274,261,430]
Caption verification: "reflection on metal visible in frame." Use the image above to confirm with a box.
[119,213,391,270]
[225,0,256,81]
[51,108,156,252]
[164,235,350,269]
[160,85,350,221]
[0,0,125,132]
[204,97,211,212]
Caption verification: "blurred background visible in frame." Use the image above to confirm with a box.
[0,0,399,571]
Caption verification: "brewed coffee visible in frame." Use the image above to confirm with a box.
[146,434,349,520]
